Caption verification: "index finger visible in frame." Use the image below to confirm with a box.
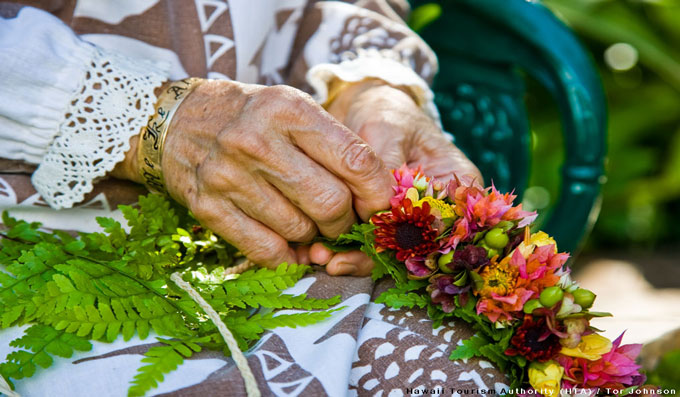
[286,105,395,220]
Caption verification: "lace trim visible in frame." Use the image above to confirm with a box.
[32,47,168,209]
[306,50,441,125]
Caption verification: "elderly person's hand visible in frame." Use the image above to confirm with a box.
[112,80,395,269]
[305,80,483,276]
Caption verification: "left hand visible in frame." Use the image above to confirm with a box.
[302,80,483,276]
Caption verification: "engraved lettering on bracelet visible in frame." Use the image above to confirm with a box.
[143,157,155,169]
[138,78,202,194]
[143,107,171,150]
[167,79,193,100]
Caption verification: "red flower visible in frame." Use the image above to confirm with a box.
[372,199,439,262]
[505,316,563,362]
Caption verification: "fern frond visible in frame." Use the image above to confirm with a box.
[225,308,342,343]
[0,243,71,328]
[219,292,342,310]
[44,295,188,342]
[375,291,428,309]
[0,325,91,385]
[220,263,309,296]
[375,280,429,309]
[1,196,342,396]
[128,337,206,397]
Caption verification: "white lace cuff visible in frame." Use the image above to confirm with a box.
[306,53,441,124]
[31,46,168,209]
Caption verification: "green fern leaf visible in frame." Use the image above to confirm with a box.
[252,309,342,330]
[375,280,428,309]
[1,196,343,395]
[0,325,91,384]
[221,263,309,296]
[449,333,489,361]
[128,337,207,397]
[219,292,342,310]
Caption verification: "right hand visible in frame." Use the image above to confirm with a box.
[114,80,394,269]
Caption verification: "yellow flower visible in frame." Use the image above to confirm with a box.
[477,259,518,298]
[405,187,420,203]
[560,333,612,361]
[528,361,564,397]
[414,196,456,218]
[516,231,558,258]
[530,231,557,250]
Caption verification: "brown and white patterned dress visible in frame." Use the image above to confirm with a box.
[0,1,506,395]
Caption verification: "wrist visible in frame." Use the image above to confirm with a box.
[110,134,142,183]
[109,80,176,183]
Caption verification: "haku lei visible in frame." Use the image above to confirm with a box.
[328,165,653,396]
[0,166,659,396]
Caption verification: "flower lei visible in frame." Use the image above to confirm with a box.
[328,165,651,396]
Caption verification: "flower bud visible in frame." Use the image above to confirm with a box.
[528,361,563,397]
[572,288,596,309]
[556,295,581,318]
[523,299,544,314]
[560,317,588,348]
[484,228,509,249]
[539,286,564,308]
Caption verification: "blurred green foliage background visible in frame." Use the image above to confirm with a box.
[410,0,680,251]
[527,0,680,251]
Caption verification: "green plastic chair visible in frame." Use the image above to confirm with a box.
[411,0,607,255]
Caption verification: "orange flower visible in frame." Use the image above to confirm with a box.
[475,245,568,323]
[514,245,569,297]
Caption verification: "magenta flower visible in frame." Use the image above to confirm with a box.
[446,185,537,248]
[390,164,420,207]
[557,332,645,390]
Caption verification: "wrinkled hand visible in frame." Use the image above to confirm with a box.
[306,80,483,276]
[113,80,394,269]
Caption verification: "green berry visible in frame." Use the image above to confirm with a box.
[523,299,544,314]
[438,251,455,273]
[484,228,509,249]
[572,288,596,309]
[539,286,564,307]
[486,248,499,259]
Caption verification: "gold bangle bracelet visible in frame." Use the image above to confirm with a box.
[138,78,203,193]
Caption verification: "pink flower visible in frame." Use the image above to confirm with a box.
[475,246,567,323]
[468,185,537,229]
[557,333,645,390]
[447,185,537,248]
[514,245,569,296]
[390,165,421,207]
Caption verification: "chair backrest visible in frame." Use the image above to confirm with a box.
[413,0,607,255]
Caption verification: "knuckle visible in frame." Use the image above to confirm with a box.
[219,129,269,158]
[243,237,288,265]
[341,142,380,177]
[189,198,215,225]
[311,186,352,224]
[280,216,316,243]
[195,161,231,192]
[261,85,295,106]
[262,85,315,111]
